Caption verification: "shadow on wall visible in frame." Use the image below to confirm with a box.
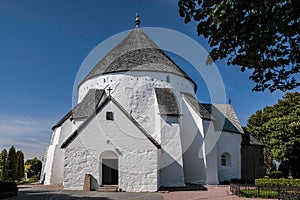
[159,150,184,186]
[91,175,99,191]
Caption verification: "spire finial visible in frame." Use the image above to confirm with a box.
[135,12,140,28]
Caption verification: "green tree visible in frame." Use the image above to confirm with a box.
[7,146,17,180]
[26,157,42,178]
[16,151,24,181]
[178,0,300,92]
[245,92,300,177]
[0,149,8,180]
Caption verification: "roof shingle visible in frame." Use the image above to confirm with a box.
[52,89,104,129]
[155,88,180,116]
[201,103,244,134]
[80,28,195,89]
[182,93,212,120]
[73,89,104,119]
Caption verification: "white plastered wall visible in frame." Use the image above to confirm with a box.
[42,117,73,185]
[158,116,185,187]
[202,120,220,184]
[77,71,195,142]
[180,97,207,183]
[42,126,61,185]
[217,131,242,181]
[64,101,158,192]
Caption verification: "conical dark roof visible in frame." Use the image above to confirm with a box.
[80,28,195,87]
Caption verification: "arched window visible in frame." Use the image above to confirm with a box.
[221,152,231,167]
[221,155,227,166]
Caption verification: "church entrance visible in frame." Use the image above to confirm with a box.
[100,150,119,186]
[102,159,118,185]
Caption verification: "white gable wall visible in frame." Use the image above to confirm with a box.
[64,101,158,192]
[217,131,242,181]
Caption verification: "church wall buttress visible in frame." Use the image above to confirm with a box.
[180,97,207,184]
[159,116,185,187]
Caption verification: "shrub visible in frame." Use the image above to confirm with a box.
[240,189,278,198]
[219,180,230,185]
[0,181,18,198]
[268,171,285,178]
[255,178,300,187]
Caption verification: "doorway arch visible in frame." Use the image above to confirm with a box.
[99,150,118,186]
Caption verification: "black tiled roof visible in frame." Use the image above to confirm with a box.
[155,88,180,116]
[242,132,264,146]
[52,89,104,129]
[80,28,195,89]
[201,103,244,134]
[73,89,104,119]
[182,93,212,120]
[249,134,264,146]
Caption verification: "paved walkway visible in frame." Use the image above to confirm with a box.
[162,186,274,200]
[7,184,274,200]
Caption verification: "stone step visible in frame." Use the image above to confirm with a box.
[97,185,118,192]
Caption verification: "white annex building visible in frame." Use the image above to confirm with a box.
[41,16,246,192]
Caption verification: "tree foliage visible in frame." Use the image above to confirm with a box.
[245,92,300,177]
[178,0,300,92]
[25,157,42,178]
[0,147,25,181]
[16,151,24,181]
[0,149,8,180]
[7,146,17,181]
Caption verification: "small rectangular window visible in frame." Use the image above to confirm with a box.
[166,75,170,83]
[106,112,114,120]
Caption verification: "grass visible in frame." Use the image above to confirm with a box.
[17,176,40,185]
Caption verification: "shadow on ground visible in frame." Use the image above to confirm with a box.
[159,184,207,192]
[8,190,163,200]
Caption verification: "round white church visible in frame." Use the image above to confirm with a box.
[40,15,261,192]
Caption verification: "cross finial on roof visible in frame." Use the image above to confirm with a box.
[228,98,232,104]
[107,87,113,97]
[135,12,140,28]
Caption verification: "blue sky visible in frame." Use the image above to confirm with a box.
[0,0,298,159]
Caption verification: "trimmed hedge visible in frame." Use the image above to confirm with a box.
[255,178,300,187]
[0,181,18,198]
[240,189,278,198]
